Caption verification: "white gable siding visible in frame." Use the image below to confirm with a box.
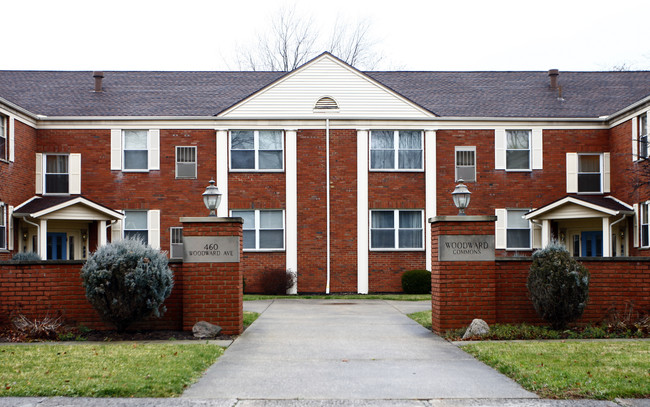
[221,56,432,119]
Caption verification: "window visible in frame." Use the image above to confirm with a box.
[230,209,284,250]
[370,130,423,170]
[44,155,69,194]
[230,130,283,170]
[170,227,183,258]
[640,114,648,159]
[455,146,476,182]
[506,130,530,170]
[124,210,148,244]
[0,115,6,161]
[370,210,423,250]
[642,202,649,248]
[176,146,197,178]
[123,130,148,170]
[506,209,531,249]
[0,204,5,250]
[578,154,601,193]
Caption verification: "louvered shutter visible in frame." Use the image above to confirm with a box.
[35,153,43,194]
[495,129,506,169]
[148,130,160,170]
[69,153,81,194]
[148,210,160,249]
[110,129,122,170]
[566,153,578,193]
[495,208,507,249]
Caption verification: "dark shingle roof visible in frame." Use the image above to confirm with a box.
[13,195,121,217]
[0,69,648,118]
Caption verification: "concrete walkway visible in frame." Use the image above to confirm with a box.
[183,299,536,400]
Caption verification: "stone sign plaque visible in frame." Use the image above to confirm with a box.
[183,236,240,263]
[439,235,495,262]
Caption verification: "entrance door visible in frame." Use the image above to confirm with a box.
[47,232,67,260]
[581,231,602,257]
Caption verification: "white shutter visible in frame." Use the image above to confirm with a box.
[35,153,43,194]
[532,222,542,249]
[495,128,506,169]
[9,116,15,162]
[632,117,638,161]
[111,214,123,243]
[566,153,578,193]
[148,129,160,170]
[110,129,122,170]
[633,203,639,248]
[148,209,161,249]
[7,205,13,250]
[495,208,507,249]
[532,128,543,169]
[603,152,611,193]
[69,153,81,194]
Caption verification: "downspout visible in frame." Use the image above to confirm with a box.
[326,118,331,294]
[609,213,627,256]
[22,216,40,256]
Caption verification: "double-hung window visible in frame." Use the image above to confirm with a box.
[231,209,284,250]
[641,202,650,248]
[506,209,531,249]
[506,130,531,170]
[577,154,601,193]
[176,146,197,178]
[455,146,476,182]
[370,130,423,170]
[124,210,149,244]
[0,203,5,250]
[45,155,69,194]
[123,130,148,170]
[230,130,283,170]
[639,114,648,159]
[170,227,183,258]
[370,210,423,250]
[0,115,6,161]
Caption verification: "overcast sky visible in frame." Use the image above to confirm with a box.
[3,0,650,72]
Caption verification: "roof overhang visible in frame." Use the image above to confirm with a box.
[13,196,124,221]
[525,195,634,221]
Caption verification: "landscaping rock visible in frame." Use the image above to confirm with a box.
[462,318,490,339]
[192,321,222,338]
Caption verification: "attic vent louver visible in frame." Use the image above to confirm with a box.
[314,96,339,111]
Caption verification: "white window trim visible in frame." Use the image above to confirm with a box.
[112,129,159,172]
[566,152,610,194]
[495,128,542,171]
[229,130,285,172]
[641,201,650,248]
[496,208,533,251]
[231,209,286,252]
[0,115,7,163]
[122,130,149,173]
[455,146,476,182]
[0,203,6,250]
[369,130,424,172]
[637,112,649,161]
[121,209,161,249]
[577,153,603,194]
[170,227,183,258]
[505,129,531,172]
[175,146,197,179]
[369,209,425,251]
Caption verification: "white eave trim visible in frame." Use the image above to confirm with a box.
[525,196,633,220]
[17,197,125,220]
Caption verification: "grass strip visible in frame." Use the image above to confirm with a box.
[462,341,650,399]
[244,294,430,301]
[407,310,432,330]
[243,311,259,328]
[0,343,223,397]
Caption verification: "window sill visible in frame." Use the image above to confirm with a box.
[175,177,197,180]
[121,169,151,173]
[504,169,532,172]
[243,249,285,253]
[504,248,533,251]
[0,159,9,164]
[229,169,285,173]
[370,248,425,252]
[369,169,424,173]
[575,192,603,195]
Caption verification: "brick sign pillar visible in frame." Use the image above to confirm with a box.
[429,215,497,334]
[179,217,243,335]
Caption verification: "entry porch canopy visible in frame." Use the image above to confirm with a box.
[525,195,634,257]
[12,195,124,260]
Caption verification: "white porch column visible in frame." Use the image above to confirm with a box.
[285,129,298,294]
[425,130,436,272]
[541,219,551,248]
[38,219,47,260]
[216,129,229,217]
[97,220,107,248]
[357,129,369,294]
[602,217,611,257]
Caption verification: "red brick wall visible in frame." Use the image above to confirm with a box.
[368,251,425,292]
[0,120,37,260]
[241,252,286,293]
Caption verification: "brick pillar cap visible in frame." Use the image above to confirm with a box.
[180,216,243,224]
[429,215,497,223]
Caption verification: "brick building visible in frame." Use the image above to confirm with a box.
[0,52,649,293]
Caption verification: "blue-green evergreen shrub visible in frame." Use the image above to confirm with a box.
[527,241,589,330]
[11,252,41,261]
[80,238,174,332]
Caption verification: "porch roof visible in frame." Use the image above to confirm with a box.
[13,195,124,220]
[525,195,634,220]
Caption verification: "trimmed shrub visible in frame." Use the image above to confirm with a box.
[80,238,174,332]
[11,252,41,261]
[527,241,589,330]
[260,268,296,295]
[401,269,431,294]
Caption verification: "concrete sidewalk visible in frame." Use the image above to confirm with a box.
[183,299,536,400]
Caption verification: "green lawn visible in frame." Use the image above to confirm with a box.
[0,343,223,397]
[243,311,259,328]
[462,341,650,399]
[407,310,432,330]
[244,293,430,301]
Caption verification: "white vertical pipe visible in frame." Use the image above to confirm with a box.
[425,130,437,272]
[216,130,229,217]
[326,119,331,294]
[285,129,298,294]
